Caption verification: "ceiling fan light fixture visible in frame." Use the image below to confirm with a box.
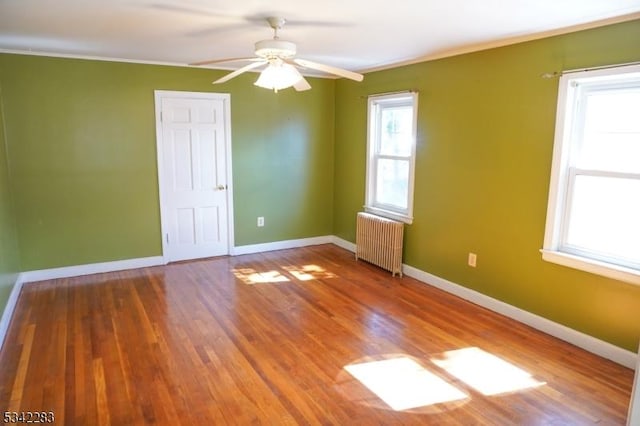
[254,39,296,59]
[195,16,363,92]
[254,62,303,91]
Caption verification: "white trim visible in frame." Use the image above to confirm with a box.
[571,168,640,181]
[231,236,333,256]
[155,91,168,262]
[330,236,357,253]
[543,63,640,285]
[0,49,335,78]
[402,264,636,368]
[2,11,640,78]
[542,70,575,252]
[363,206,414,225]
[20,256,165,283]
[0,273,25,351]
[0,49,203,68]
[365,92,418,224]
[224,99,236,256]
[331,236,636,368]
[628,342,640,425]
[542,249,640,286]
[154,90,235,262]
[1,237,636,368]
[359,12,640,74]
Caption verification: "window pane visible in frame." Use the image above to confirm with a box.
[380,106,413,157]
[565,174,640,266]
[376,159,409,209]
[579,89,640,173]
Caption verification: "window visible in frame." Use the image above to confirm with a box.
[365,92,418,223]
[542,64,640,285]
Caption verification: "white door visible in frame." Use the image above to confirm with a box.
[155,91,233,262]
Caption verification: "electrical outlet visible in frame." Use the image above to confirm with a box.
[257,216,264,227]
[468,252,477,267]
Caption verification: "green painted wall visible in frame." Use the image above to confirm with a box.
[0,55,335,270]
[0,20,638,353]
[334,19,640,351]
[225,74,335,246]
[0,82,20,317]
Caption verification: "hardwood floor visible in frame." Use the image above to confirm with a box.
[0,244,634,425]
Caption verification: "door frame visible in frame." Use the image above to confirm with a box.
[629,342,640,425]
[154,90,235,263]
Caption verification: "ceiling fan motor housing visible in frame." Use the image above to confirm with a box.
[254,39,297,59]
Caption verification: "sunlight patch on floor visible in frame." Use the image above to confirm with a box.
[344,357,469,410]
[282,264,338,281]
[431,347,546,396]
[232,268,290,285]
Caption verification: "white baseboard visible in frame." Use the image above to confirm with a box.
[0,273,25,351]
[5,236,636,368]
[231,236,333,256]
[331,235,356,252]
[331,236,636,368]
[19,237,334,282]
[402,264,636,368]
[20,256,166,284]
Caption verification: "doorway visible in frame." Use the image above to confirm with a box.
[154,90,233,262]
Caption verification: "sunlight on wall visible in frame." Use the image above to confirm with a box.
[344,357,469,410]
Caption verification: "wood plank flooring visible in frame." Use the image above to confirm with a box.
[0,244,634,425]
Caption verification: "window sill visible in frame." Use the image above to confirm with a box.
[541,249,640,286]
[364,206,413,224]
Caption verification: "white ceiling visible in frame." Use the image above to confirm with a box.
[1,0,639,76]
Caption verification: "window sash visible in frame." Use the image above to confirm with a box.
[365,92,418,223]
[371,157,411,213]
[560,168,640,270]
[542,63,640,285]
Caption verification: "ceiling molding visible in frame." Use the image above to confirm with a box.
[0,48,197,68]
[360,11,640,74]
[1,11,638,79]
[0,48,337,79]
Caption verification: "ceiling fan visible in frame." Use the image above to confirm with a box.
[190,17,364,92]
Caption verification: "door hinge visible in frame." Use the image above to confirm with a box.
[166,233,169,244]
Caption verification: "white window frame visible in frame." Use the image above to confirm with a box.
[542,63,640,286]
[365,92,418,224]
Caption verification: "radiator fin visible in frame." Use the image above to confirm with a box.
[355,212,404,277]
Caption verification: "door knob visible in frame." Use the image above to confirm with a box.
[216,184,227,190]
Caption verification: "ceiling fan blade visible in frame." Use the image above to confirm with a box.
[187,23,249,38]
[294,59,363,82]
[150,2,232,19]
[190,57,263,66]
[213,61,266,84]
[293,77,312,92]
